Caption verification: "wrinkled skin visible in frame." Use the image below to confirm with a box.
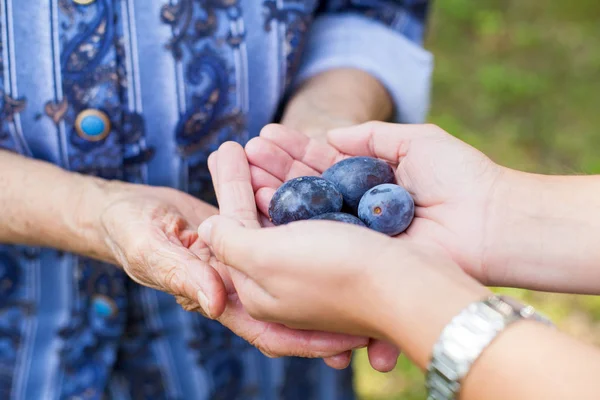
[99,182,368,365]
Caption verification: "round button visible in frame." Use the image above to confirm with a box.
[73,0,96,5]
[75,109,111,142]
[91,294,118,318]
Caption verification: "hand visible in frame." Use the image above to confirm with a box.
[204,142,398,371]
[99,180,366,363]
[99,183,228,317]
[198,207,490,370]
[205,142,370,367]
[245,122,502,285]
[246,130,400,372]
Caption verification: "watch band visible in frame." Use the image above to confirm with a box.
[425,295,553,400]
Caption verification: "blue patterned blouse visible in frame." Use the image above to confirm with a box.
[0,1,433,399]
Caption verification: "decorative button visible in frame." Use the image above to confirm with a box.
[75,109,111,142]
[91,294,117,318]
[73,0,96,5]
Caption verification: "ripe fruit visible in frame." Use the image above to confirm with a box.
[357,183,414,236]
[322,157,395,212]
[268,157,415,235]
[310,212,366,227]
[268,176,343,225]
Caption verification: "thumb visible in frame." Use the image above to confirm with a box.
[144,239,228,320]
[326,121,441,163]
[199,215,260,276]
[200,216,379,277]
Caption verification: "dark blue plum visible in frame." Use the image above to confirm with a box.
[322,157,395,213]
[269,176,343,225]
[358,183,414,236]
[310,212,366,227]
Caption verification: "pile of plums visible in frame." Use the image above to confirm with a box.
[268,157,414,236]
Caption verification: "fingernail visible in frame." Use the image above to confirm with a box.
[198,218,214,244]
[197,289,213,319]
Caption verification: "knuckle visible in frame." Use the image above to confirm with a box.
[423,123,439,130]
[125,235,148,268]
[423,123,446,136]
[211,228,229,264]
[250,338,280,359]
[162,265,186,296]
[230,207,257,223]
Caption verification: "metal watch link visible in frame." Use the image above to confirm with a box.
[425,295,554,400]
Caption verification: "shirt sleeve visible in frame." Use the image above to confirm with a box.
[292,1,434,124]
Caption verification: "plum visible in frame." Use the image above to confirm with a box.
[357,183,414,236]
[269,176,343,225]
[322,157,395,212]
[310,212,366,227]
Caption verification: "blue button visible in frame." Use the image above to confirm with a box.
[91,295,117,318]
[75,109,111,141]
[80,115,105,137]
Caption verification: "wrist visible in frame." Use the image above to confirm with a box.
[281,68,393,138]
[66,174,128,264]
[0,151,129,264]
[366,245,492,370]
[482,168,587,291]
[427,297,554,400]
[481,166,527,285]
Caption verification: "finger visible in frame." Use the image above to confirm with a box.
[327,122,441,163]
[255,187,276,218]
[218,298,368,359]
[250,165,282,193]
[153,241,227,319]
[258,124,345,173]
[198,215,262,277]
[323,351,353,370]
[215,142,260,229]
[245,136,319,182]
[367,339,400,373]
[175,295,209,317]
[208,151,220,205]
[199,215,375,278]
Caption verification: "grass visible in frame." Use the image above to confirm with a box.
[353,1,600,398]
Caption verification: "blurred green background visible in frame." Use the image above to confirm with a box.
[353,1,600,398]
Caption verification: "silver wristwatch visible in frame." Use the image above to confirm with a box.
[425,295,554,400]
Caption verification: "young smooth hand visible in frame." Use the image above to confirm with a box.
[203,141,402,371]
[198,151,490,369]
[247,122,600,294]
[245,122,502,285]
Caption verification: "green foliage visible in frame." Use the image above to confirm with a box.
[354,1,600,398]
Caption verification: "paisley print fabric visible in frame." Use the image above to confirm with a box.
[0,1,432,399]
